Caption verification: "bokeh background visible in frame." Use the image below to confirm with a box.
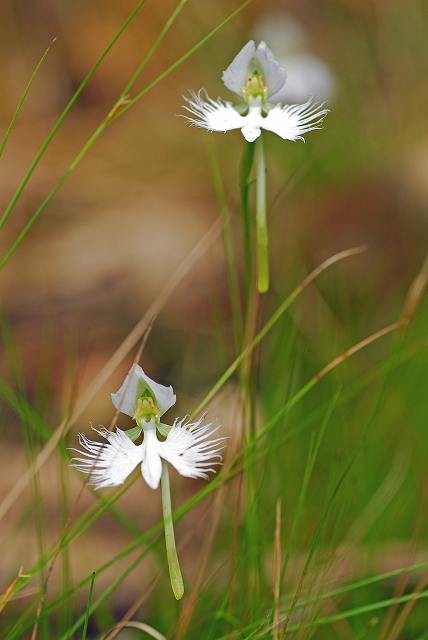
[1,0,428,638]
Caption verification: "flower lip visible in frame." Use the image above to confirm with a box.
[71,415,226,490]
[111,363,176,419]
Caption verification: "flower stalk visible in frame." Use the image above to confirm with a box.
[161,461,184,600]
[240,141,255,295]
[255,135,269,293]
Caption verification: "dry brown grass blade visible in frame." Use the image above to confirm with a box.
[193,245,368,418]
[387,568,428,640]
[105,621,167,640]
[374,252,428,639]
[0,219,221,524]
[101,575,161,640]
[0,568,29,614]
[400,251,428,328]
[313,321,402,383]
[378,487,428,640]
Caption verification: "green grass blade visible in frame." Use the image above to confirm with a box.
[118,0,253,115]
[281,387,342,582]
[285,589,428,633]
[0,0,148,232]
[0,41,54,159]
[81,572,95,640]
[59,553,145,640]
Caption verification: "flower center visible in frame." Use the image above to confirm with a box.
[243,69,267,104]
[133,391,160,426]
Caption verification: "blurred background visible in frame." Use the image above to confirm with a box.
[0,0,428,637]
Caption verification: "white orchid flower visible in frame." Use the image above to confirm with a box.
[183,40,329,143]
[71,364,224,490]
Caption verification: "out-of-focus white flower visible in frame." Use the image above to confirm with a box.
[71,364,224,490]
[183,40,328,143]
[252,13,335,104]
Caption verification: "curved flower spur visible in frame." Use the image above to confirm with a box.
[71,363,225,599]
[183,40,329,292]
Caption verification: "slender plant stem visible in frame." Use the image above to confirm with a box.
[239,139,262,610]
[161,462,184,600]
[240,141,255,295]
[255,135,268,293]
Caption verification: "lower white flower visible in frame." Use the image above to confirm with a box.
[71,416,224,490]
[71,362,224,600]
[183,91,328,143]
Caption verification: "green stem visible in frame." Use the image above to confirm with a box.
[255,135,269,293]
[239,141,255,295]
[161,462,184,600]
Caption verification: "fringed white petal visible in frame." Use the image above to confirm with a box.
[262,100,329,141]
[183,93,327,143]
[71,428,143,489]
[183,91,246,134]
[159,416,226,480]
[183,92,263,142]
[111,363,176,418]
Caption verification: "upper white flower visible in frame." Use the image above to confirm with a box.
[71,364,224,490]
[183,40,329,143]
